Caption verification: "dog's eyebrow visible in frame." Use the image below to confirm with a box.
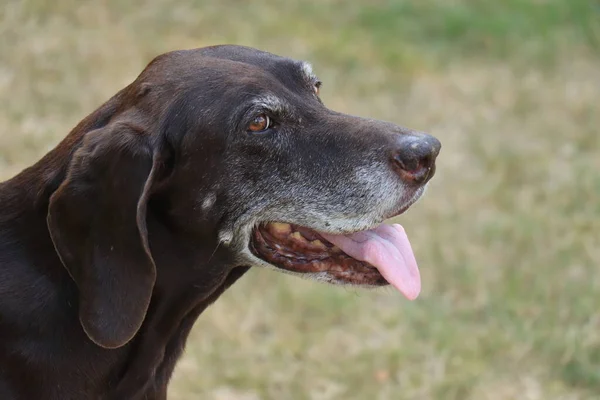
[299,61,318,83]
[251,94,292,115]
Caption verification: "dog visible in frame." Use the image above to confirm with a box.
[0,45,441,399]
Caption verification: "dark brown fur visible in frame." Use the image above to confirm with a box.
[0,45,440,399]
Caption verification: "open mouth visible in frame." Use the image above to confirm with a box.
[250,222,421,300]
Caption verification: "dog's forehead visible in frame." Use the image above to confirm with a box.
[141,46,318,95]
[197,45,317,83]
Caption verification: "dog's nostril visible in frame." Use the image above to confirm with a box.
[396,153,431,173]
[394,155,431,184]
[394,153,417,172]
[392,135,440,184]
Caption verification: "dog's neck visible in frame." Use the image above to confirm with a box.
[0,153,251,398]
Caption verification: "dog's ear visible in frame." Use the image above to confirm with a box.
[47,122,160,349]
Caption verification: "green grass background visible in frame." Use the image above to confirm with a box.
[1,0,599,398]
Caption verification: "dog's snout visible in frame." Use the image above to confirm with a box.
[392,134,441,185]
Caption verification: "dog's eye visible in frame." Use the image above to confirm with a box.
[248,114,271,133]
[314,81,322,95]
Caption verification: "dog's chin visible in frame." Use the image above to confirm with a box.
[239,187,427,287]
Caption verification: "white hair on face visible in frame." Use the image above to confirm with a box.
[300,61,317,81]
[251,94,290,115]
[201,192,216,210]
[218,230,233,245]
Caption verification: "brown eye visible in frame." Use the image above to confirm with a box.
[248,114,270,132]
[314,81,322,96]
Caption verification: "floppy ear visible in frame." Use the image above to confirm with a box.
[47,123,159,349]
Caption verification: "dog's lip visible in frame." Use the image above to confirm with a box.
[242,186,426,251]
[248,221,421,299]
[235,185,426,246]
[386,203,412,220]
[248,222,388,286]
[384,186,426,220]
[242,187,426,298]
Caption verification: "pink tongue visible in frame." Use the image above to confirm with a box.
[321,224,421,300]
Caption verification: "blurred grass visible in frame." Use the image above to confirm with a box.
[1,0,599,399]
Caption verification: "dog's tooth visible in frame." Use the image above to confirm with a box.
[310,240,326,249]
[331,246,342,253]
[290,231,308,243]
[270,222,292,235]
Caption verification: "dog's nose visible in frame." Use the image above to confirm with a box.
[392,134,441,185]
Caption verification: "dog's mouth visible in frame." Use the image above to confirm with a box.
[249,222,421,300]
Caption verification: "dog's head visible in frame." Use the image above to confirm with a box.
[46,45,440,349]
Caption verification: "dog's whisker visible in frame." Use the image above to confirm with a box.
[207,241,221,263]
